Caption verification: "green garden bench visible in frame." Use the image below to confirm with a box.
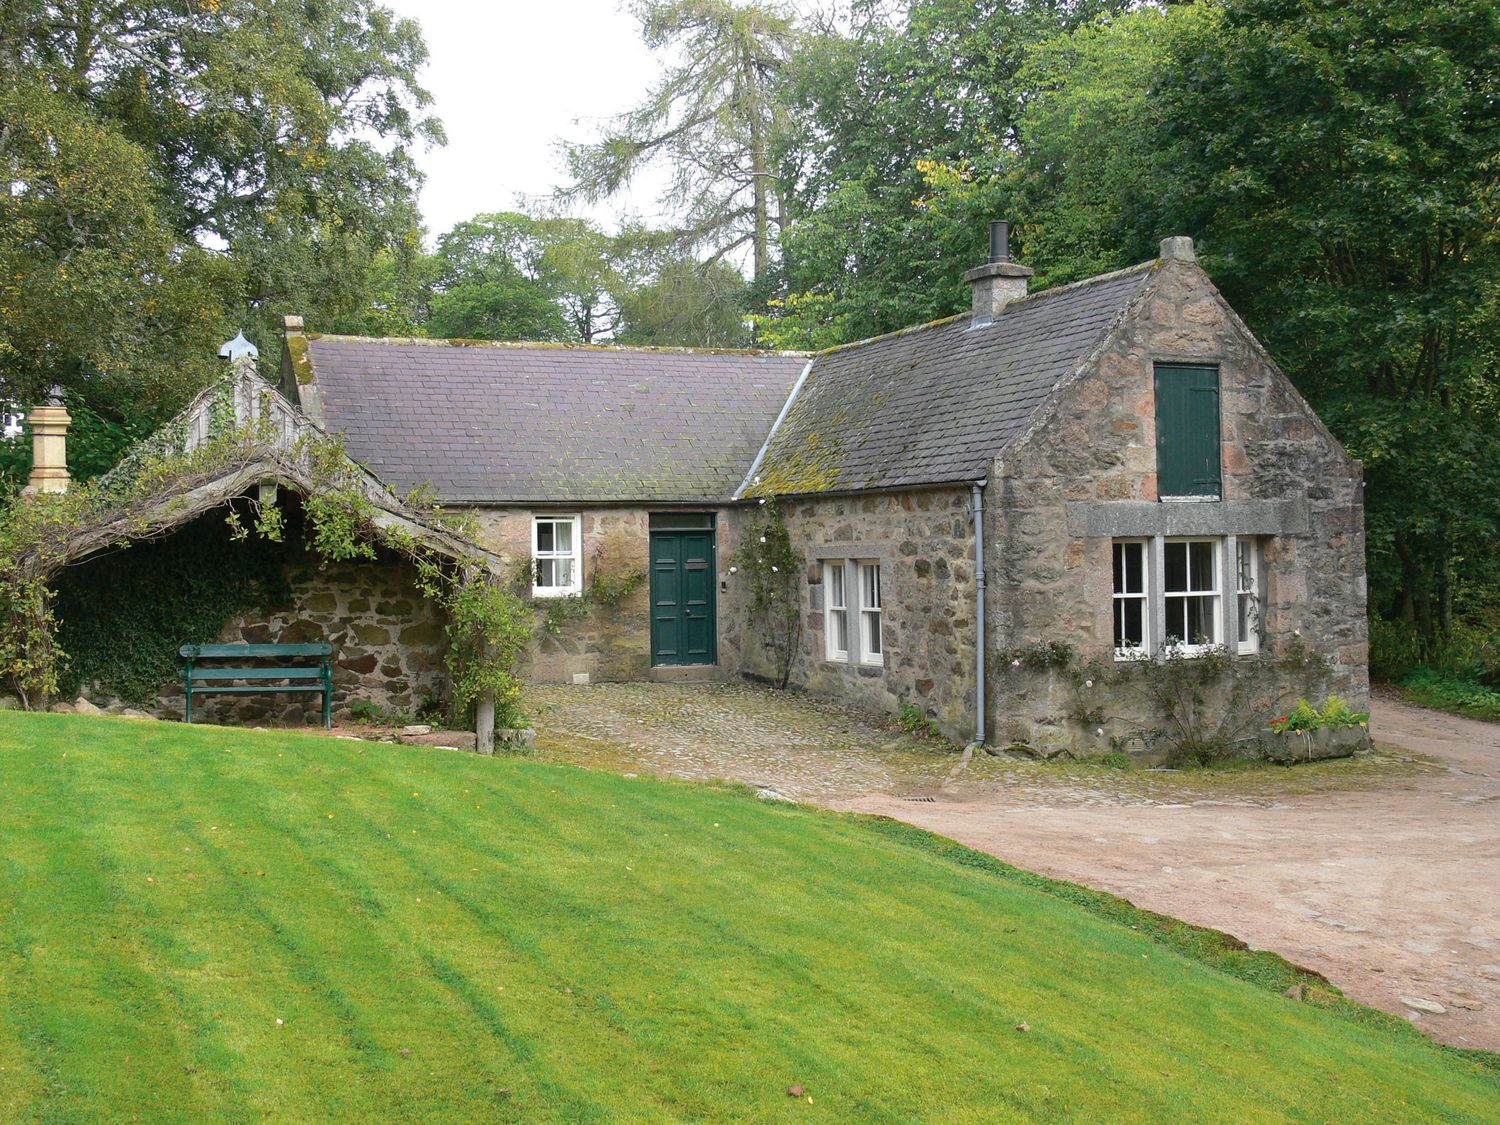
[179,643,334,728]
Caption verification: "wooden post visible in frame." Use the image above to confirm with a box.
[476,692,495,755]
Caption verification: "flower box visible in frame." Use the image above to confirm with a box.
[1260,723,1370,764]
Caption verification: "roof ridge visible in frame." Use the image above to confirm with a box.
[808,258,1157,359]
[304,333,809,359]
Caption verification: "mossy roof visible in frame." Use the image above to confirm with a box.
[746,263,1155,497]
[302,338,808,504]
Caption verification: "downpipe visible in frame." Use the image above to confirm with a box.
[969,478,987,753]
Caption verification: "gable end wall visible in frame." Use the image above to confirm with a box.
[987,260,1368,749]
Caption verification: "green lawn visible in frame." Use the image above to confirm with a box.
[0,715,1494,1122]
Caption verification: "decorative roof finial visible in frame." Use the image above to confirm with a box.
[218,331,259,362]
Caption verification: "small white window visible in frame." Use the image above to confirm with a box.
[858,561,882,666]
[532,515,582,597]
[1237,538,1262,654]
[1112,540,1150,659]
[1163,538,1222,652]
[824,561,849,661]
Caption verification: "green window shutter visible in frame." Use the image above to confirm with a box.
[1154,364,1221,498]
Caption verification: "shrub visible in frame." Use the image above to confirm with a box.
[896,703,943,740]
[1398,669,1500,722]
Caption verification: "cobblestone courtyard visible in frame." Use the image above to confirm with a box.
[528,681,1500,1052]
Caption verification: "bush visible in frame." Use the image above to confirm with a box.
[896,703,944,740]
[1398,669,1500,722]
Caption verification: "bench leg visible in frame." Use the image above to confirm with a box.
[323,666,332,730]
[184,675,193,724]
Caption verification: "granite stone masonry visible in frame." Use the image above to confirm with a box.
[144,548,448,726]
[986,256,1367,751]
[469,506,744,684]
[739,488,978,743]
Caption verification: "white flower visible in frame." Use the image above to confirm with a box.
[771,566,779,572]
[759,536,767,543]
[1084,679,1094,688]
[1096,727,1105,736]
[1011,658,1021,668]
[753,474,762,484]
[1293,629,1301,637]
[758,498,766,505]
[276,1018,284,1027]
[729,566,738,574]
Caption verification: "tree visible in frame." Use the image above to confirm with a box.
[423,213,597,342]
[1142,0,1500,637]
[615,257,749,348]
[561,0,797,279]
[771,0,1135,341]
[1,0,439,446]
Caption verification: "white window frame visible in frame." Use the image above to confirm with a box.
[1163,537,1223,654]
[857,560,883,666]
[824,560,849,661]
[531,514,583,597]
[1112,539,1151,660]
[1236,538,1262,655]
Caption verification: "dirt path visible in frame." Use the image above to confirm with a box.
[531,684,1500,1051]
[835,698,1500,1051]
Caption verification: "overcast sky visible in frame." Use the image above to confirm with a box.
[379,1,828,241]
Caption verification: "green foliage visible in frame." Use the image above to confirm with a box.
[1266,696,1374,741]
[614,256,750,348]
[2,0,438,421]
[1398,669,1500,723]
[895,703,943,741]
[1003,640,1075,672]
[733,498,802,689]
[51,510,292,707]
[538,595,589,643]
[432,575,532,730]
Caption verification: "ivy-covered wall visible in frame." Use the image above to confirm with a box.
[57,503,450,723]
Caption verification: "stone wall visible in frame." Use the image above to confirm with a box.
[467,506,741,683]
[73,544,451,725]
[987,256,1368,752]
[738,488,979,743]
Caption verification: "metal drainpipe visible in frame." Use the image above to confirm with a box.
[971,479,987,749]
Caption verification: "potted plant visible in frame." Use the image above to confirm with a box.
[1263,696,1371,763]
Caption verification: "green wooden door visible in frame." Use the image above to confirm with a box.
[1154,363,1222,498]
[650,530,717,666]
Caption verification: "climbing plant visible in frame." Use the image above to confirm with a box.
[0,374,520,726]
[51,508,292,705]
[734,498,802,689]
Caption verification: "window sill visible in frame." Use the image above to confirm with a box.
[1159,495,1221,504]
[532,587,582,599]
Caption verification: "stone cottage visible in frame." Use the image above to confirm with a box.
[264,227,1364,751]
[43,225,1365,749]
[741,231,1367,751]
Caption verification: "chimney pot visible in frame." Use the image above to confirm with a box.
[964,220,1033,325]
[989,220,1010,264]
[21,394,72,496]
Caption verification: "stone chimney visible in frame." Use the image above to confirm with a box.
[1160,235,1196,263]
[22,387,71,495]
[964,220,1034,325]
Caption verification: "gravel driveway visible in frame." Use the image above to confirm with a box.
[529,683,1500,1051]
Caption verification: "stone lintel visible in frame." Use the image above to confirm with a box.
[1065,498,1310,539]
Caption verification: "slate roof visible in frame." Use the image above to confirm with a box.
[303,338,808,504]
[747,262,1156,497]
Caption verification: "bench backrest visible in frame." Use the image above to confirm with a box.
[180,643,333,659]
